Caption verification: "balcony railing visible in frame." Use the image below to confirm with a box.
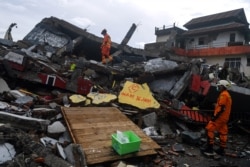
[173,43,250,57]
[187,41,245,49]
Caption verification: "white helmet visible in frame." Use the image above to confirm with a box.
[217,80,231,89]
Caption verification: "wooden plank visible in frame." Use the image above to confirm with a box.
[61,107,160,165]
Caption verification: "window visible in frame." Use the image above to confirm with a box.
[230,33,235,42]
[225,58,241,69]
[247,55,250,66]
[198,37,205,45]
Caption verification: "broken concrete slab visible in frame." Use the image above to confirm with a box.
[181,130,201,145]
[47,121,66,134]
[0,142,16,165]
[0,38,16,47]
[87,92,117,105]
[0,78,10,93]
[0,111,50,131]
[144,58,178,73]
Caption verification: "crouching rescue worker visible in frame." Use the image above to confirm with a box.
[101,29,112,64]
[201,80,232,156]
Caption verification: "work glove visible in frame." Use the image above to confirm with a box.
[211,114,220,122]
[211,105,225,122]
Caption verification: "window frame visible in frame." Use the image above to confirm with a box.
[225,57,241,69]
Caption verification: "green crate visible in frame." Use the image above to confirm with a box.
[112,130,141,155]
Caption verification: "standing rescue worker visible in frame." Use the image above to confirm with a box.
[201,80,232,156]
[218,62,229,80]
[101,29,112,64]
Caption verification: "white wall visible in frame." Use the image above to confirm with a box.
[240,56,250,77]
[204,55,250,78]
[156,35,170,42]
[186,31,245,49]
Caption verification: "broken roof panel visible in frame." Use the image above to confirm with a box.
[22,17,157,62]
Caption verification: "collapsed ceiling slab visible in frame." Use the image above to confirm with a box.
[22,17,158,62]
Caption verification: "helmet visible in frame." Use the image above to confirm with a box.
[101,29,107,35]
[217,80,231,89]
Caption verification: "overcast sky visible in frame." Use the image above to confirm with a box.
[0,0,250,48]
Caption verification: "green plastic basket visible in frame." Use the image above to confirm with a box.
[112,130,141,155]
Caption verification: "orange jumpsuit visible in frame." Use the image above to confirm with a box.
[206,90,232,148]
[101,33,112,64]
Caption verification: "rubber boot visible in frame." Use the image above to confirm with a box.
[106,56,112,65]
[108,56,113,62]
[102,56,106,64]
[201,144,214,156]
[215,147,225,155]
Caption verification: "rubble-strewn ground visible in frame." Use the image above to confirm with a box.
[0,57,249,167]
[0,80,249,167]
[81,118,250,167]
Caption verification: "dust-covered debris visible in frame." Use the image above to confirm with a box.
[0,17,249,167]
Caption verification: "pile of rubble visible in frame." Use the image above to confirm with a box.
[0,17,249,167]
[0,78,249,167]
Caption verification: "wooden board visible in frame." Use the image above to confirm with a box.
[61,107,160,165]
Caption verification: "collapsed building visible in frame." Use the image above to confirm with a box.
[0,17,249,167]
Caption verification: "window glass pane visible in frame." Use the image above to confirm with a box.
[230,33,235,42]
[198,37,204,45]
[247,58,250,66]
[236,61,240,68]
[225,57,241,69]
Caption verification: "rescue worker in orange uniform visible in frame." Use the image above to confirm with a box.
[101,29,112,64]
[201,80,232,156]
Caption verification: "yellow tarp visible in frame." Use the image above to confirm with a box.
[118,81,160,109]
